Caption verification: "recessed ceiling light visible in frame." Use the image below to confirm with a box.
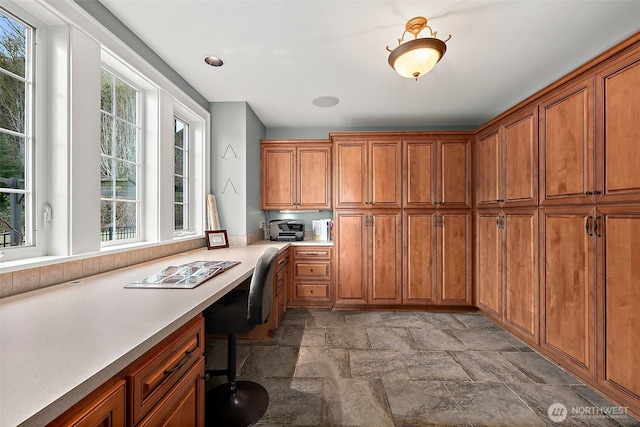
[312,96,339,108]
[204,56,224,67]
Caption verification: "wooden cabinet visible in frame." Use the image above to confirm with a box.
[539,77,595,205]
[260,140,331,210]
[477,209,539,342]
[404,210,472,306]
[539,207,596,378]
[136,358,205,427]
[403,137,471,209]
[127,316,205,425]
[334,210,402,306]
[333,136,402,209]
[48,380,126,427]
[274,250,290,325]
[597,206,640,409]
[476,107,538,207]
[595,45,640,204]
[289,246,332,307]
[50,316,205,427]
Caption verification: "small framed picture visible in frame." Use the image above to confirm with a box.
[205,230,229,249]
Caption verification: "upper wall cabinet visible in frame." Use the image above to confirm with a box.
[332,135,402,209]
[403,136,472,209]
[476,107,539,208]
[596,44,640,204]
[261,140,331,210]
[539,77,595,205]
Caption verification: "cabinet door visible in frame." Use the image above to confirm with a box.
[437,211,472,305]
[261,145,296,210]
[403,139,436,208]
[334,211,368,304]
[439,140,471,208]
[334,141,367,209]
[539,77,595,205]
[476,210,502,319]
[138,358,205,427]
[598,207,640,404]
[50,380,126,427]
[369,140,402,208]
[369,210,402,304]
[476,128,501,207]
[403,211,437,304]
[540,207,596,378]
[298,145,331,209]
[597,47,640,203]
[503,209,538,343]
[503,108,538,206]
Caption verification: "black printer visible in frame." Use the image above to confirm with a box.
[269,220,304,241]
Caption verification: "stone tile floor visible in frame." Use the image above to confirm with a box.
[205,309,640,426]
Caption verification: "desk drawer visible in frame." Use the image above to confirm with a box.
[295,283,329,300]
[293,247,331,260]
[127,316,204,425]
[294,262,330,280]
[275,251,290,272]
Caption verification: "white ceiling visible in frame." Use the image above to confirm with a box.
[98,0,640,129]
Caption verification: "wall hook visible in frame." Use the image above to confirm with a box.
[222,178,238,194]
[221,144,239,159]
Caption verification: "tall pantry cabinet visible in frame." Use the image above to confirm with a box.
[476,106,539,343]
[402,136,473,306]
[539,42,640,411]
[332,135,403,305]
[476,35,640,416]
[332,132,473,307]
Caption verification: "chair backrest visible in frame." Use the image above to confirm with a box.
[247,247,279,325]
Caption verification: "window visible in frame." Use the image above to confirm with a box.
[174,117,189,232]
[0,10,33,249]
[100,69,141,244]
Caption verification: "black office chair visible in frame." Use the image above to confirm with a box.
[203,247,279,427]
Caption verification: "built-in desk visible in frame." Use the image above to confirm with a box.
[0,241,288,427]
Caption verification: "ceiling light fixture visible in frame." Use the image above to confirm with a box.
[312,96,340,108]
[204,56,224,67]
[386,16,451,81]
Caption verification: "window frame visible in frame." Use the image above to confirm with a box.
[173,115,190,234]
[0,4,48,262]
[99,67,143,246]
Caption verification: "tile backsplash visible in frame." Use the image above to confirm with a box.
[0,238,206,298]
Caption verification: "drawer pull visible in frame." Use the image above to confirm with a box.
[277,259,286,267]
[163,350,192,375]
[305,252,319,256]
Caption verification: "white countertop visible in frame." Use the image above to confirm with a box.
[0,241,288,427]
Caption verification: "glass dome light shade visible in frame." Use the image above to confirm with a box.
[388,37,447,80]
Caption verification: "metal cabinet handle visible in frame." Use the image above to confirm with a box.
[585,191,593,195]
[594,216,602,237]
[593,190,601,195]
[164,350,192,375]
[586,216,593,236]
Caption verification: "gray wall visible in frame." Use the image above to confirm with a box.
[245,104,266,234]
[210,101,266,237]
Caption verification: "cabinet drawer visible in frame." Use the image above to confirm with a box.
[276,266,288,296]
[136,357,205,427]
[293,247,332,260]
[294,262,330,280]
[295,283,329,300]
[127,316,204,425]
[275,251,290,272]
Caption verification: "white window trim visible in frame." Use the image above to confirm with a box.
[0,1,51,262]
[0,0,210,269]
